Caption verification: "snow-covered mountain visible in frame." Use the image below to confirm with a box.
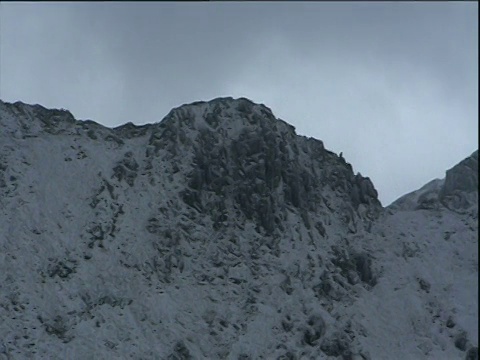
[0,98,477,359]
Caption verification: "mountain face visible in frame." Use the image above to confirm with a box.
[390,150,478,213]
[0,98,477,359]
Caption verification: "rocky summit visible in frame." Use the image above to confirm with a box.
[0,97,477,359]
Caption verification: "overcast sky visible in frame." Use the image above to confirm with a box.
[0,2,477,205]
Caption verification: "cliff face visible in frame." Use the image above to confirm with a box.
[0,98,477,359]
[440,150,478,210]
[389,150,478,213]
[145,97,381,237]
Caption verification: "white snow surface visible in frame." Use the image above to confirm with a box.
[0,98,477,360]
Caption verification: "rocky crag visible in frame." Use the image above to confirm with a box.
[0,98,477,359]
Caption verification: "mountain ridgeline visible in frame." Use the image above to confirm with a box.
[0,98,477,359]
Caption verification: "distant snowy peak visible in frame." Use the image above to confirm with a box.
[389,150,478,212]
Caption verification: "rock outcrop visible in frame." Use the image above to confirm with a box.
[389,150,478,213]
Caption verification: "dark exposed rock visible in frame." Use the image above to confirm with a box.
[320,332,352,357]
[32,105,76,135]
[42,315,74,343]
[168,341,192,360]
[353,174,379,208]
[87,224,105,241]
[354,254,375,285]
[415,191,440,210]
[111,151,139,186]
[112,165,136,187]
[446,316,455,328]
[442,151,478,196]
[313,271,339,301]
[466,347,478,360]
[455,331,469,351]
[87,129,98,140]
[280,275,294,295]
[180,189,203,211]
[303,315,326,346]
[440,150,478,210]
[331,248,376,287]
[146,217,161,234]
[113,122,149,138]
[282,317,294,332]
[277,351,297,360]
[47,260,76,279]
[417,278,431,293]
[104,134,124,146]
[122,151,139,171]
[97,295,132,309]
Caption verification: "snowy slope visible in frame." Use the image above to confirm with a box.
[0,98,477,360]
